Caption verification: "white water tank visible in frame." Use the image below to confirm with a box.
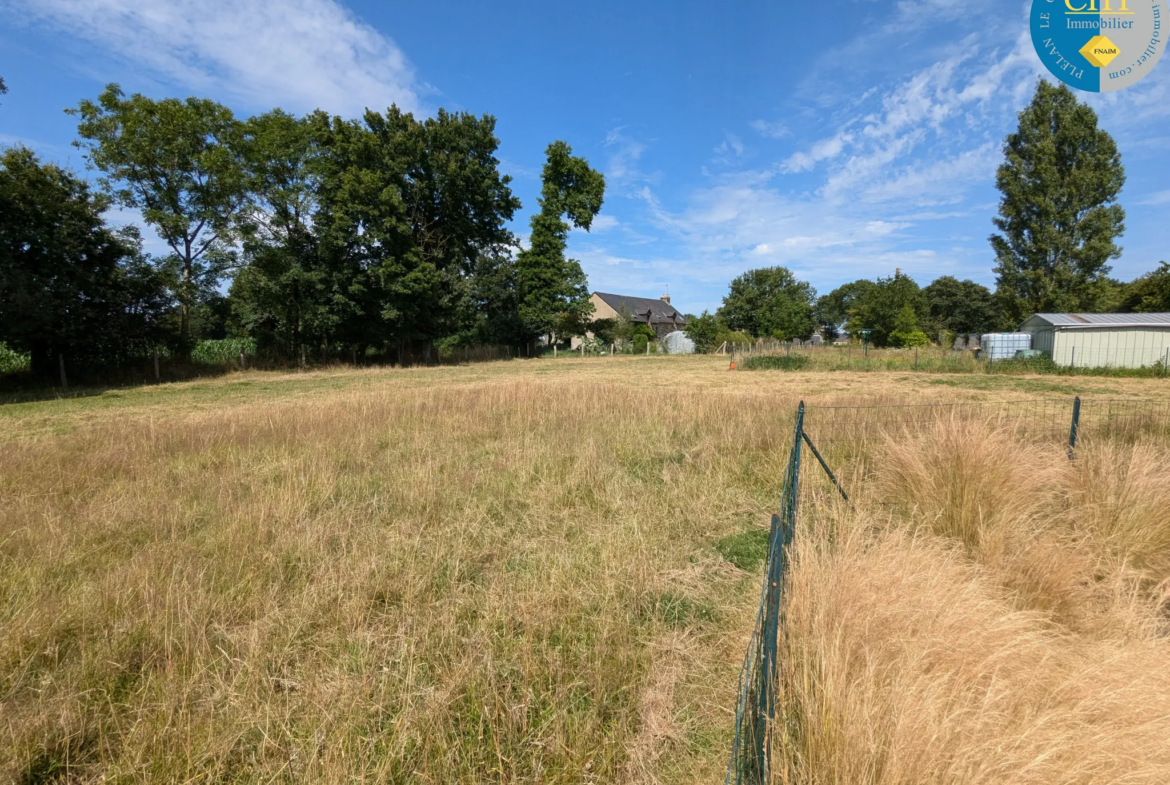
[981,332,1032,360]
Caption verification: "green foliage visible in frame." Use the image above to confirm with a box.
[739,354,809,371]
[815,280,876,339]
[589,318,620,345]
[1120,262,1170,313]
[846,272,928,347]
[718,330,754,347]
[70,84,249,351]
[991,81,1126,324]
[190,338,256,365]
[632,334,649,354]
[923,276,1000,335]
[516,142,605,345]
[719,266,816,339]
[0,147,171,379]
[0,341,30,373]
[715,529,769,571]
[887,305,930,348]
[684,310,721,353]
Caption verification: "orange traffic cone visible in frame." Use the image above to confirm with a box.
[729,360,736,370]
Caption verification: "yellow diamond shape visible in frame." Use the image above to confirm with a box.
[1080,35,1120,68]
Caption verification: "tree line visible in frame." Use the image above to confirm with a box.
[0,81,604,380]
[685,81,1169,351]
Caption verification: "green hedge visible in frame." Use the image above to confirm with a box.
[190,338,256,365]
[740,354,809,371]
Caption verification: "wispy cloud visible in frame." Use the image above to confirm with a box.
[12,0,424,117]
[780,131,853,173]
[750,119,790,139]
[1138,190,1170,206]
[604,127,652,183]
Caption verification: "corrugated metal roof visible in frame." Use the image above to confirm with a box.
[1029,313,1170,328]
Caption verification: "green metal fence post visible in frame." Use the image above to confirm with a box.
[1067,396,1081,460]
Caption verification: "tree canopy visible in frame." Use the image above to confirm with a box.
[70,84,249,352]
[516,142,605,347]
[718,266,816,340]
[991,81,1125,324]
[0,147,168,378]
[923,276,999,335]
[846,272,928,347]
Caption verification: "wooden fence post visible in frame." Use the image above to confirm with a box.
[58,353,68,389]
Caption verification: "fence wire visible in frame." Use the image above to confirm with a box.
[724,395,1169,783]
[725,403,803,785]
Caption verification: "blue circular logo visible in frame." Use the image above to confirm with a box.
[1031,0,1166,92]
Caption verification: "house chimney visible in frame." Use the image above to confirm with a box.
[661,293,671,304]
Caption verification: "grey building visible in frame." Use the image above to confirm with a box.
[1017,313,1170,368]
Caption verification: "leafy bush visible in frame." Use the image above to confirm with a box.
[190,338,256,366]
[0,341,31,374]
[717,330,753,347]
[889,330,930,348]
[740,354,809,371]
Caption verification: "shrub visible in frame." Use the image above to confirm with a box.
[190,338,256,366]
[0,341,30,374]
[740,354,809,371]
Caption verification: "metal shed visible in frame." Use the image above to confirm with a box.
[1018,313,1170,369]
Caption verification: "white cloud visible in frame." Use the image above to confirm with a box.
[14,0,423,117]
[750,119,790,139]
[572,214,619,233]
[1138,190,1170,206]
[604,127,654,183]
[780,131,853,173]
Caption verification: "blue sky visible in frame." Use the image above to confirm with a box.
[2,0,1168,315]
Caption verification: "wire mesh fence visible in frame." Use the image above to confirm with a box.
[802,397,1170,452]
[726,403,804,785]
[724,395,1170,783]
[727,335,1170,377]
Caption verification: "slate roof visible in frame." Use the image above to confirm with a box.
[1027,313,1170,328]
[594,292,686,324]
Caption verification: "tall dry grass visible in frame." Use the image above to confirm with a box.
[779,420,1170,784]
[4,361,1168,783]
[1,380,798,783]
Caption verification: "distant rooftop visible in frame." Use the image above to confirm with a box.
[1028,313,1170,328]
[594,292,686,324]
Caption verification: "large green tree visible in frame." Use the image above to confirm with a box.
[0,148,169,379]
[70,85,249,352]
[230,110,336,358]
[312,107,520,358]
[1120,262,1170,313]
[718,266,816,340]
[846,272,928,347]
[991,81,1125,324]
[814,280,877,340]
[923,276,999,335]
[516,141,605,347]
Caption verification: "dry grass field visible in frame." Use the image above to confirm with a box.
[2,355,1168,783]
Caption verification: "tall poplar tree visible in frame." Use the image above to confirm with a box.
[990,81,1125,324]
[516,141,605,348]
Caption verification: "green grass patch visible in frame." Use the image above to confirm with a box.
[740,354,809,371]
[653,591,719,628]
[715,529,770,571]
